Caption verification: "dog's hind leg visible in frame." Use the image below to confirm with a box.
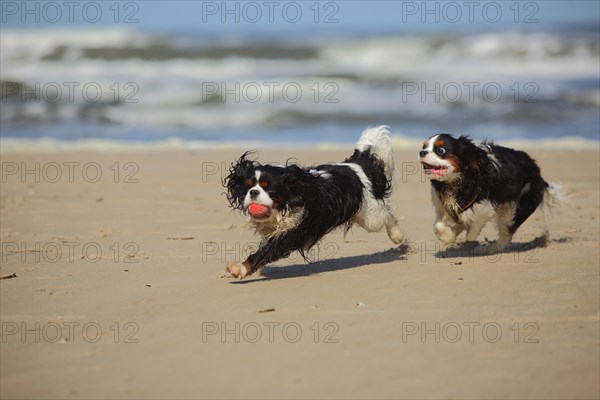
[491,202,516,251]
[385,212,405,244]
[510,178,547,234]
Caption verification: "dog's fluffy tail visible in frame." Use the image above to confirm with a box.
[356,125,395,180]
[543,181,568,212]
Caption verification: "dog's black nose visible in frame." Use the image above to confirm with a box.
[249,189,260,198]
[419,150,428,158]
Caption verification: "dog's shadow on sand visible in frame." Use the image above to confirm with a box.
[435,233,571,258]
[229,244,409,284]
[228,235,571,283]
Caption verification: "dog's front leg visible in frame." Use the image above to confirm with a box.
[432,207,464,245]
[434,220,464,245]
[226,228,311,279]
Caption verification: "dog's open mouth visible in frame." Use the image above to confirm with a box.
[247,203,271,219]
[422,162,448,176]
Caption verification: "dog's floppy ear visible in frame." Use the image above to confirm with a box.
[278,164,309,213]
[223,151,257,210]
[457,135,485,178]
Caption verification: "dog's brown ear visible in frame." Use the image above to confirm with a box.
[223,151,257,210]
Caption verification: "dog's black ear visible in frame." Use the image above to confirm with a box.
[223,151,257,210]
[279,164,309,213]
[457,136,486,178]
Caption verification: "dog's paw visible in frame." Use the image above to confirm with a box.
[434,222,456,244]
[226,261,249,279]
[387,225,405,245]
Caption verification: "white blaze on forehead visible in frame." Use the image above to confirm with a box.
[423,135,439,152]
[243,169,273,209]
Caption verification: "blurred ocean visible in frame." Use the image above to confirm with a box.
[1,1,599,148]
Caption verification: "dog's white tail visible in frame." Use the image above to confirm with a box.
[543,181,567,211]
[356,125,395,180]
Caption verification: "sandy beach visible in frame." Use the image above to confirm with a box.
[1,147,598,399]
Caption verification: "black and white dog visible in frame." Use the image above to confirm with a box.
[419,134,564,252]
[224,126,404,279]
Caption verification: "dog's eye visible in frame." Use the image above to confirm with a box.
[259,181,269,189]
[436,147,446,155]
[245,179,254,187]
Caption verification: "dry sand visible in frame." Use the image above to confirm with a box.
[1,148,598,399]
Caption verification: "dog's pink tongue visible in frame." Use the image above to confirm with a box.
[248,204,270,218]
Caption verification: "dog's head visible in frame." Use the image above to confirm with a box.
[419,134,484,182]
[224,152,306,223]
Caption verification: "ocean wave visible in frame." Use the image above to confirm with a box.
[1,28,598,142]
